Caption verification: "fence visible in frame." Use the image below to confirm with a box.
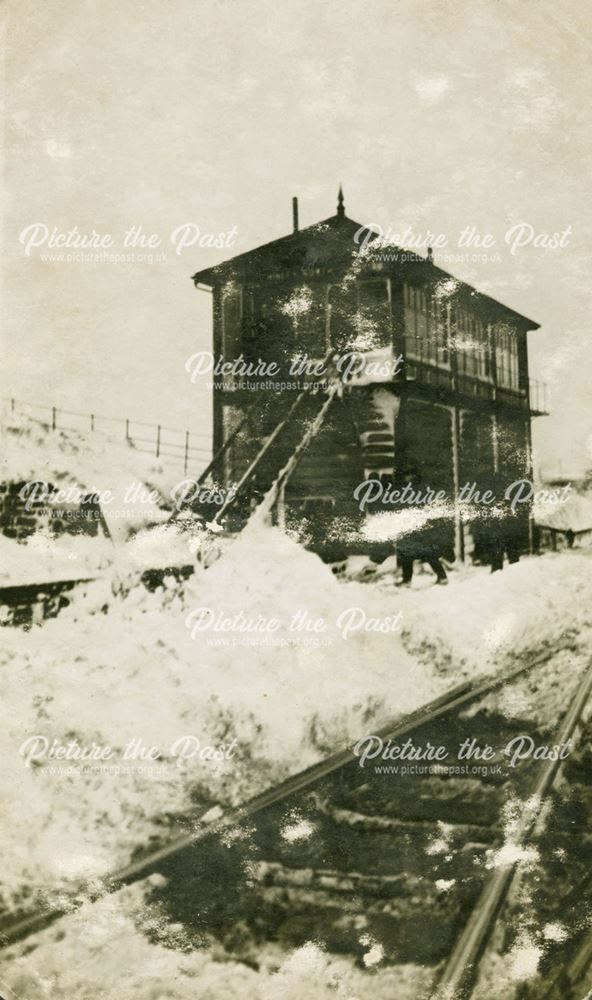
[2,397,212,477]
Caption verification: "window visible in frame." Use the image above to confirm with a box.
[455,307,490,379]
[495,325,519,389]
[403,283,448,366]
[280,285,327,357]
[328,283,358,353]
[357,280,391,349]
[435,298,449,366]
[222,287,242,359]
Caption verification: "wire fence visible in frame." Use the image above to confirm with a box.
[2,397,212,476]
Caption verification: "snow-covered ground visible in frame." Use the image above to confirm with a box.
[1,401,194,538]
[0,408,210,583]
[1,536,592,996]
[2,530,592,907]
[0,405,188,503]
[2,408,592,997]
[2,879,433,1000]
[1,541,591,998]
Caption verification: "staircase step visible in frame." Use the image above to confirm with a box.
[360,432,394,443]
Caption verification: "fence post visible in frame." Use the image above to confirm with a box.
[90,413,95,432]
[11,398,15,414]
[125,419,129,440]
[156,425,161,459]
[184,430,189,475]
[52,406,56,431]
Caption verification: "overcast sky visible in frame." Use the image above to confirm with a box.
[3,0,591,477]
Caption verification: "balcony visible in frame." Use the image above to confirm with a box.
[528,379,548,415]
[497,380,549,416]
[404,359,548,415]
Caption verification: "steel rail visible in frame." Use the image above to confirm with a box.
[554,925,592,999]
[534,894,592,1000]
[431,654,592,1000]
[524,863,592,998]
[0,641,578,951]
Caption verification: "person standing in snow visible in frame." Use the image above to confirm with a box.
[395,469,448,586]
[481,470,521,572]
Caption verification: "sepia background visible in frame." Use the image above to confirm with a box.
[3,0,591,477]
[2,5,592,998]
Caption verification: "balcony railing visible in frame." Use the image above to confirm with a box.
[528,379,548,415]
[403,360,548,414]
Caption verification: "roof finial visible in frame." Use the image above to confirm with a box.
[337,184,345,219]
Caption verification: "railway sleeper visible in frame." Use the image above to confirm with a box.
[248,877,482,965]
[253,820,493,880]
[320,776,503,827]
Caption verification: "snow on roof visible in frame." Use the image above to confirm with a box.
[534,491,592,533]
[192,207,539,329]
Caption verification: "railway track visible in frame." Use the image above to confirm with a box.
[1,642,591,1000]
